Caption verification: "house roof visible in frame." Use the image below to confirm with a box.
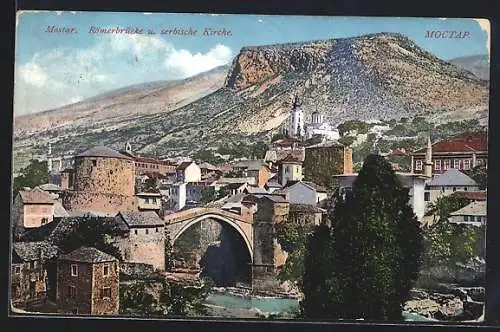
[136,192,162,197]
[266,181,283,189]
[279,154,302,164]
[37,183,62,192]
[54,201,70,218]
[12,241,59,262]
[218,177,256,185]
[451,191,487,201]
[19,187,55,204]
[76,146,133,160]
[427,168,478,187]
[450,201,487,217]
[176,161,194,171]
[58,246,117,263]
[244,186,269,194]
[273,137,302,147]
[225,182,247,190]
[282,180,327,193]
[252,194,288,203]
[198,162,218,170]
[233,160,267,171]
[413,131,488,154]
[117,211,164,227]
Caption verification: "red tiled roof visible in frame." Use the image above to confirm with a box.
[19,188,55,204]
[279,154,302,164]
[413,131,488,154]
[451,191,487,201]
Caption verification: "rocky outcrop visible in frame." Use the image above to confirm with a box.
[404,287,484,321]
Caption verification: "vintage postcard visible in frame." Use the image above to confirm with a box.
[10,11,490,322]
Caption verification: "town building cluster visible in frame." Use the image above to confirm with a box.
[10,97,488,316]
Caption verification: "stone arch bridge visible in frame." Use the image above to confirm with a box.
[164,207,253,261]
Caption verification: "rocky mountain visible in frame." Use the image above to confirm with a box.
[449,55,489,81]
[13,33,489,167]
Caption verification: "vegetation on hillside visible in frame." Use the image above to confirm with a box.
[12,159,50,200]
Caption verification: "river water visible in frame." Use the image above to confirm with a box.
[204,291,436,321]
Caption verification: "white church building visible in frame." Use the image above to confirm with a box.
[287,95,339,141]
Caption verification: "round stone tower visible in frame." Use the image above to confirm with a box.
[64,146,137,213]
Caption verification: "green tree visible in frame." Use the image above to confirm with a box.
[276,222,308,283]
[304,134,324,146]
[120,282,162,317]
[423,195,477,267]
[301,154,424,320]
[159,279,213,317]
[465,164,487,190]
[12,159,51,200]
[216,186,230,199]
[200,187,216,204]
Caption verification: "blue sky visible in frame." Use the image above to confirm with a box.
[14,12,490,116]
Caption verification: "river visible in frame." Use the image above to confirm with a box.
[204,290,436,321]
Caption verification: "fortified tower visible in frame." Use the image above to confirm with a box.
[62,146,137,214]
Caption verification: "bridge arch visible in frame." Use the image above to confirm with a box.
[170,213,253,262]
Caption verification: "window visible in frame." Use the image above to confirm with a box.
[156,227,159,232]
[476,216,482,223]
[145,228,149,235]
[41,217,48,225]
[29,261,36,269]
[464,159,471,170]
[68,285,77,299]
[71,264,78,276]
[100,287,111,299]
[134,229,138,235]
[152,198,157,204]
[145,198,150,204]
[91,159,97,167]
[454,159,461,169]
[72,308,78,314]
[103,264,109,276]
[424,192,430,202]
[453,187,457,192]
[14,265,21,274]
[434,160,441,171]
[415,160,423,171]
[464,187,468,191]
[443,160,450,170]
[464,216,469,222]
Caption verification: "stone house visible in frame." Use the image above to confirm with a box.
[62,146,138,214]
[334,172,428,222]
[159,182,187,211]
[12,187,56,238]
[198,162,221,177]
[288,204,324,229]
[186,180,218,203]
[277,155,303,185]
[56,246,119,315]
[136,192,162,212]
[303,142,353,188]
[176,161,201,183]
[115,211,165,271]
[424,168,480,207]
[279,180,328,206]
[11,241,59,307]
[232,160,273,188]
[449,201,487,227]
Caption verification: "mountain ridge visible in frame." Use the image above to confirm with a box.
[13,33,489,167]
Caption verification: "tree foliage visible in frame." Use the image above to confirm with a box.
[200,187,216,204]
[301,154,424,320]
[12,159,50,200]
[337,120,371,136]
[276,222,308,283]
[423,195,480,267]
[58,217,123,260]
[465,164,487,190]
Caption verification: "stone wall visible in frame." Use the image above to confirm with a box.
[62,191,137,214]
[303,146,346,188]
[129,225,165,271]
[119,262,155,280]
[57,261,93,314]
[73,156,135,196]
[91,261,119,315]
[11,260,47,306]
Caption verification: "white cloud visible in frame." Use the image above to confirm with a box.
[165,44,232,77]
[474,18,490,59]
[14,34,234,115]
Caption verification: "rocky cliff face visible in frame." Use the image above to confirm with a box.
[13,33,489,163]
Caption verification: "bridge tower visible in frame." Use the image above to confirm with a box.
[249,195,290,291]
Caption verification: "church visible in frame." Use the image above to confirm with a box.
[287,95,340,141]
